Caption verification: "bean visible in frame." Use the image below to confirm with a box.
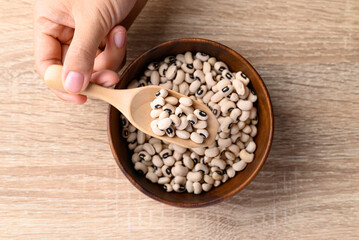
[150,109,162,118]
[189,80,201,94]
[158,177,170,185]
[239,149,254,163]
[150,71,160,85]
[214,61,228,73]
[143,143,156,155]
[194,70,205,83]
[205,147,219,158]
[250,125,257,137]
[195,85,208,98]
[159,63,168,77]
[179,82,190,96]
[235,71,250,85]
[157,118,172,130]
[214,180,221,187]
[202,183,212,192]
[190,132,204,144]
[127,132,137,143]
[145,171,158,183]
[211,158,226,170]
[181,63,195,74]
[179,97,193,106]
[186,180,194,193]
[233,160,247,171]
[163,183,173,192]
[197,129,209,139]
[177,116,189,130]
[184,51,194,64]
[134,162,148,174]
[165,126,175,137]
[187,171,203,182]
[237,99,253,111]
[193,182,202,194]
[239,110,250,122]
[165,65,177,79]
[165,96,179,105]
[194,163,209,174]
[205,72,217,89]
[202,62,211,73]
[173,69,185,85]
[195,52,209,62]
[169,115,181,127]
[217,137,232,148]
[202,91,214,104]
[175,130,189,139]
[193,59,203,70]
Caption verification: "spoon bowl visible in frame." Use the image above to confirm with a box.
[44,65,218,148]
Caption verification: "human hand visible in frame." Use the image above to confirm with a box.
[34,0,138,104]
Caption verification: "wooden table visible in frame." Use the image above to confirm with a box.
[1,0,358,239]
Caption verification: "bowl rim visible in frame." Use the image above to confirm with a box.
[107,38,274,207]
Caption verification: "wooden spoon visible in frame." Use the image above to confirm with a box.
[44,65,219,148]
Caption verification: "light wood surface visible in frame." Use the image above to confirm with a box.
[0,0,358,239]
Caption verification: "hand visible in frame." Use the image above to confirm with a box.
[34,0,144,104]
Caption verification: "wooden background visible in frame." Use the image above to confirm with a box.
[1,0,358,239]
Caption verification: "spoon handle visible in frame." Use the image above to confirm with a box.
[43,65,117,102]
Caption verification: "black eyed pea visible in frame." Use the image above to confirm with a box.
[239,110,251,122]
[183,155,194,169]
[210,91,224,103]
[220,85,234,97]
[185,73,195,84]
[165,64,177,80]
[128,125,136,133]
[240,149,254,163]
[127,132,137,143]
[233,160,247,171]
[222,69,234,80]
[145,171,158,183]
[171,164,188,177]
[230,124,240,135]
[197,129,209,139]
[157,118,172,130]
[211,158,226,170]
[142,160,153,167]
[202,61,211,73]
[159,149,172,159]
[228,144,240,155]
[212,171,223,181]
[175,130,190,139]
[222,174,229,183]
[128,142,137,150]
[159,63,168,77]
[190,152,200,164]
[164,55,176,64]
[187,171,203,182]
[252,116,258,125]
[152,155,164,168]
[120,115,129,128]
[158,109,169,120]
[250,125,257,137]
[216,79,231,90]
[195,85,208,98]
[190,132,204,144]
[187,113,198,125]
[165,96,179,105]
[226,167,236,178]
[122,128,129,138]
[169,115,181,127]
[173,151,182,161]
[174,176,187,185]
[193,182,202,194]
[205,73,217,89]
[204,174,214,185]
[159,81,172,89]
[163,183,173,192]
[161,165,172,177]
[175,107,183,118]
[152,142,163,153]
[155,167,163,177]
[224,151,236,161]
[239,86,250,99]
[211,104,221,118]
[134,162,148,175]
[219,117,233,133]
[193,120,207,129]
[138,79,147,87]
[202,183,212,192]
[195,52,210,62]
[173,183,186,192]
[180,104,194,115]
[230,93,239,102]
[163,103,175,114]
[207,57,216,66]
[237,99,253,111]
[150,71,160,85]
[233,79,245,96]
[219,131,229,139]
[230,108,242,123]
[131,153,141,164]
[249,107,257,120]
[185,123,193,132]
[150,109,162,118]
[194,109,208,120]
[237,121,246,130]
[218,137,232,148]
[204,147,219,158]
[177,116,189,130]
[181,63,195,74]
[143,143,156,155]
[214,61,228,73]
[179,97,193,106]
[242,125,252,134]
[214,180,221,187]
[186,180,194,193]
[193,70,205,83]
[189,80,201,94]
[191,146,206,156]
[148,61,160,70]
[176,53,186,63]
[151,97,165,109]
[236,71,250,85]
[193,59,203,70]
[248,91,258,102]
[173,69,185,85]
[194,163,209,174]
[138,151,151,161]
[184,51,194,64]
[246,141,256,153]
[158,177,170,185]
[240,133,250,143]
[165,126,175,137]
[220,100,236,115]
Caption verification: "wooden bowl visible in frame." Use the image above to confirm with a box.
[108,38,274,207]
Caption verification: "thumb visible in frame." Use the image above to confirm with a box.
[62,19,106,93]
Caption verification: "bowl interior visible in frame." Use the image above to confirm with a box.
[108,38,273,207]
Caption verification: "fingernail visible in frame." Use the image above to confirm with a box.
[64,71,84,93]
[114,31,126,48]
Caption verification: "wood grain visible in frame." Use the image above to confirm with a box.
[0,0,358,239]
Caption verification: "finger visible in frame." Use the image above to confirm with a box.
[91,70,120,87]
[62,15,107,94]
[93,25,127,72]
[34,18,74,78]
[51,89,87,104]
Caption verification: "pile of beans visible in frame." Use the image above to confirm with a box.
[150,90,209,144]
[121,51,258,194]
